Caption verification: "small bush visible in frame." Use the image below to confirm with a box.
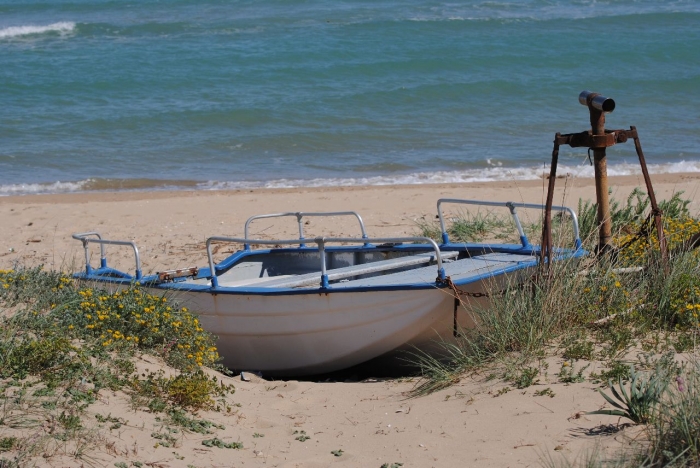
[0,267,234,466]
[588,365,667,424]
[59,286,220,371]
[129,370,234,412]
[644,360,700,465]
[0,437,18,452]
[1,269,222,372]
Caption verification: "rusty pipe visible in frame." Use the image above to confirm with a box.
[579,90,616,113]
[581,91,614,254]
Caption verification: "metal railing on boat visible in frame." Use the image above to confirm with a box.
[243,211,368,249]
[436,199,582,250]
[205,235,447,289]
[72,232,143,280]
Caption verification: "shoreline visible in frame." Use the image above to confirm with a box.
[3,171,700,205]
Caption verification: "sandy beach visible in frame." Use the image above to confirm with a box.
[3,173,700,274]
[1,173,699,467]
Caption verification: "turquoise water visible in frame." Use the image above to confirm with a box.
[1,0,699,195]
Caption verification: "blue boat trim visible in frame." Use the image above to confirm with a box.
[73,242,585,296]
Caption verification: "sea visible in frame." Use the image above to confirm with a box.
[1,0,699,196]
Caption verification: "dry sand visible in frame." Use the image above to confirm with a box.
[1,173,698,467]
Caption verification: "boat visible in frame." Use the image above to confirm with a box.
[72,198,584,376]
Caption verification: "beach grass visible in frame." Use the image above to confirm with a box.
[411,188,700,465]
[0,270,234,466]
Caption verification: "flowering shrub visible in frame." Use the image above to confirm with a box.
[578,271,635,321]
[615,216,700,266]
[669,273,700,329]
[0,269,220,372]
[62,287,219,371]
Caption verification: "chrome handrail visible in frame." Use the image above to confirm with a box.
[243,211,368,249]
[206,235,446,289]
[436,199,581,249]
[72,232,142,280]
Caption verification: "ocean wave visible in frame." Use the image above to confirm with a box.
[403,2,700,23]
[0,21,76,39]
[201,161,700,190]
[2,161,699,197]
[0,180,89,196]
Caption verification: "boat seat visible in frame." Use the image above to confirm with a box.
[231,251,460,289]
[332,253,537,288]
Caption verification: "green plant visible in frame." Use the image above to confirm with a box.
[534,388,555,398]
[562,338,594,361]
[129,370,234,412]
[558,361,589,384]
[588,365,667,424]
[672,331,697,352]
[514,367,539,389]
[58,411,82,431]
[642,360,700,465]
[577,187,650,248]
[166,409,224,434]
[151,430,178,448]
[590,360,631,384]
[294,430,311,442]
[95,413,126,430]
[201,438,242,449]
[408,330,489,397]
[0,437,18,452]
[415,210,512,244]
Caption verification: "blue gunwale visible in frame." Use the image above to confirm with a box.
[72,241,586,296]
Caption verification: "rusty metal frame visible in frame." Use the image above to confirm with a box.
[542,93,668,272]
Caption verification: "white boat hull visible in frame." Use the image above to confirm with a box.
[167,286,483,376]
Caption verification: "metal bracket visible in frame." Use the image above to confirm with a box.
[157,267,199,282]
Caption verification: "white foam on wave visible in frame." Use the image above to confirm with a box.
[2,160,700,196]
[0,180,88,196]
[0,22,76,39]
[199,160,700,191]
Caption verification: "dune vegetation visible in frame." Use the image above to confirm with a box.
[415,188,700,466]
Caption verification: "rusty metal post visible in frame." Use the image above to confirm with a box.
[541,136,560,268]
[630,126,669,272]
[580,91,615,254]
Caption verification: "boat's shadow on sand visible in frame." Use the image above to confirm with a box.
[235,355,424,383]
